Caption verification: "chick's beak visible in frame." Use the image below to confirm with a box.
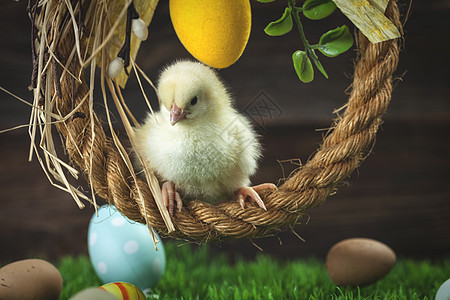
[170,103,186,126]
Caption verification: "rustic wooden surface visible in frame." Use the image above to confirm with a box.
[0,1,449,261]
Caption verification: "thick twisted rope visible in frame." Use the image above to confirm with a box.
[53,1,401,241]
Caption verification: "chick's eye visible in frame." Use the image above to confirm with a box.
[190,96,198,106]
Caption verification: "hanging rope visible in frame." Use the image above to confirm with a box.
[35,0,401,241]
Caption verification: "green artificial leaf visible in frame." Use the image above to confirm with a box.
[264,7,293,36]
[256,0,276,2]
[292,50,314,83]
[302,0,337,20]
[318,25,353,57]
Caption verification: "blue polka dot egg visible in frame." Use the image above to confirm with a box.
[88,205,166,293]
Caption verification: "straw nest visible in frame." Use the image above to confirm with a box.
[27,0,402,243]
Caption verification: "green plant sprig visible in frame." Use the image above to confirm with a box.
[259,0,354,83]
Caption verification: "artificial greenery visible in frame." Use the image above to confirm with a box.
[58,242,449,299]
[259,0,354,83]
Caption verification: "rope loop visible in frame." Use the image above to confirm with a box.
[48,0,402,241]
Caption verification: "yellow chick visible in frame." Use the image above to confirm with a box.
[134,61,276,216]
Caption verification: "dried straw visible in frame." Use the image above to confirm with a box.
[29,0,401,241]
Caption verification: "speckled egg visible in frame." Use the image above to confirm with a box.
[69,287,118,300]
[326,238,396,286]
[100,282,146,299]
[435,278,450,300]
[88,205,166,293]
[0,259,63,300]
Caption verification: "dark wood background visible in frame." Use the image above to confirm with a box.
[0,0,449,262]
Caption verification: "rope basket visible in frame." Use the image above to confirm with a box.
[29,0,402,242]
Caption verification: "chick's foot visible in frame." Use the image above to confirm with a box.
[236,183,277,211]
[162,181,183,217]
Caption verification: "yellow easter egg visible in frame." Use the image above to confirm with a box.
[99,282,146,300]
[170,0,251,69]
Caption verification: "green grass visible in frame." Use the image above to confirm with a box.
[58,243,449,299]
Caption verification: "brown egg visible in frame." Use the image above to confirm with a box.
[326,238,396,286]
[0,259,63,300]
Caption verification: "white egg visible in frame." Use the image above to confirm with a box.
[107,57,124,79]
[132,18,149,41]
[436,278,450,300]
[87,205,166,292]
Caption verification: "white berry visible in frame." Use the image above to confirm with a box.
[108,57,124,79]
[132,18,148,41]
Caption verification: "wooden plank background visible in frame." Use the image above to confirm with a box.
[0,0,448,261]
